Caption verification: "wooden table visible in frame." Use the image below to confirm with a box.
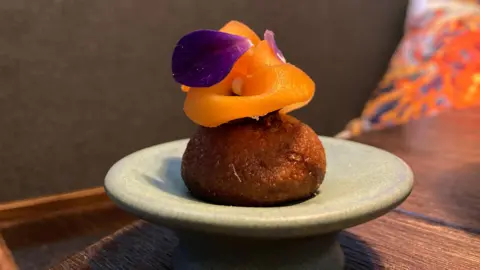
[42,106,480,269]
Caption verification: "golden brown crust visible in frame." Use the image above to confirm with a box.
[181,113,326,206]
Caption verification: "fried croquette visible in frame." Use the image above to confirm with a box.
[181,112,326,206]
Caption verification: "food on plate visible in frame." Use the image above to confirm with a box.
[171,21,326,206]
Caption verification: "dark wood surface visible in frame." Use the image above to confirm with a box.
[0,234,17,270]
[49,212,480,270]
[0,187,108,230]
[352,106,480,231]
[2,200,136,269]
[4,106,480,269]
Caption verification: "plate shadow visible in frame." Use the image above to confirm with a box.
[141,157,199,202]
[340,231,383,270]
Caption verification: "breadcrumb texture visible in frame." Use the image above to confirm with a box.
[181,113,326,206]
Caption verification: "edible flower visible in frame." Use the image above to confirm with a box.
[172,30,254,87]
[171,21,315,127]
[264,30,286,64]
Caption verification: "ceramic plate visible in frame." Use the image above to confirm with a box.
[105,137,413,238]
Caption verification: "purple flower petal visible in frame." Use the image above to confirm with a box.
[172,30,253,87]
[264,30,286,63]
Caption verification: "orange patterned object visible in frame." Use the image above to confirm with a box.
[342,1,480,137]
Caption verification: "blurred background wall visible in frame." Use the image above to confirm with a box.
[0,0,408,202]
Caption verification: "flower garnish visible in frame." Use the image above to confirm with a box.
[172,30,253,87]
[172,21,315,127]
[264,30,286,63]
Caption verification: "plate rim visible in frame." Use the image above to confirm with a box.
[105,136,414,238]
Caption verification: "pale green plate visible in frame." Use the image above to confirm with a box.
[105,136,413,270]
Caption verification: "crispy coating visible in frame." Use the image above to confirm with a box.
[181,113,326,206]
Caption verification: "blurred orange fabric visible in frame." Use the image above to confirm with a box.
[341,0,480,137]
